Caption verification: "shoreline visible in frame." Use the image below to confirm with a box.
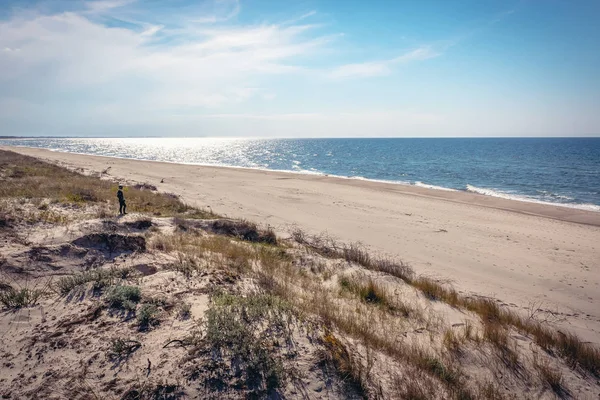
[2,145,600,225]
[3,145,600,343]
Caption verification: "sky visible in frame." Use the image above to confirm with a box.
[0,0,599,138]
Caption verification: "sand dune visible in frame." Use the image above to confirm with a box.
[4,145,599,344]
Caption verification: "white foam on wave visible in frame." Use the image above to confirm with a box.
[466,185,600,212]
[414,181,458,192]
[341,175,412,186]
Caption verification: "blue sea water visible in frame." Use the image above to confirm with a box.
[1,137,599,211]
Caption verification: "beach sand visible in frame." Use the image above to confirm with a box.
[4,145,599,344]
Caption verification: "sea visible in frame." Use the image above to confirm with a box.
[1,137,599,212]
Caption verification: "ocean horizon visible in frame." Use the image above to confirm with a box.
[2,137,599,212]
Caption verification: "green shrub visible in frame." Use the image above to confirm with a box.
[137,304,160,330]
[105,285,141,310]
[0,287,45,309]
[202,293,296,392]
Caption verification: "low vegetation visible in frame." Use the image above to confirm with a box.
[137,303,160,331]
[191,293,297,395]
[0,285,47,309]
[0,149,218,219]
[105,285,142,311]
[108,338,142,360]
[292,227,600,378]
[54,267,136,296]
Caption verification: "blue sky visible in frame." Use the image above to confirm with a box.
[0,0,599,137]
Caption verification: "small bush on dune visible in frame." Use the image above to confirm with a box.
[108,338,141,359]
[137,303,160,331]
[210,219,277,245]
[0,286,46,309]
[105,285,141,310]
[177,302,192,320]
[55,267,135,296]
[201,293,296,393]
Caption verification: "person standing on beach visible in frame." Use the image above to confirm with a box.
[117,185,127,215]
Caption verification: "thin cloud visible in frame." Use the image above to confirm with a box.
[85,0,137,13]
[0,3,334,111]
[193,0,240,24]
[328,61,391,79]
[328,46,441,79]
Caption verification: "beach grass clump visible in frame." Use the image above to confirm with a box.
[443,328,463,355]
[338,275,401,312]
[319,331,369,397]
[54,267,135,295]
[412,277,459,306]
[200,293,296,393]
[290,228,413,282]
[137,303,160,331]
[151,232,257,275]
[533,356,569,397]
[0,286,46,309]
[121,381,183,400]
[210,219,277,245]
[200,235,255,273]
[177,302,192,320]
[108,338,141,360]
[105,285,141,311]
[168,252,204,278]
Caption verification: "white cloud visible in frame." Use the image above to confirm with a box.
[0,1,450,136]
[85,0,137,13]
[328,61,391,79]
[391,46,439,63]
[328,46,441,79]
[193,0,240,24]
[0,4,335,112]
[140,24,163,36]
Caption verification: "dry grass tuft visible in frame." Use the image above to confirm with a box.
[319,331,369,397]
[196,293,296,394]
[291,228,413,282]
[54,267,136,296]
[412,277,459,306]
[210,219,277,245]
[443,328,463,355]
[533,355,569,397]
[338,274,412,317]
[0,286,46,309]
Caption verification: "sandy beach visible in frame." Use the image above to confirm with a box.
[4,145,600,344]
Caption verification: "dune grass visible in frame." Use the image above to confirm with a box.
[0,286,47,309]
[54,267,136,296]
[290,228,600,378]
[0,149,218,219]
